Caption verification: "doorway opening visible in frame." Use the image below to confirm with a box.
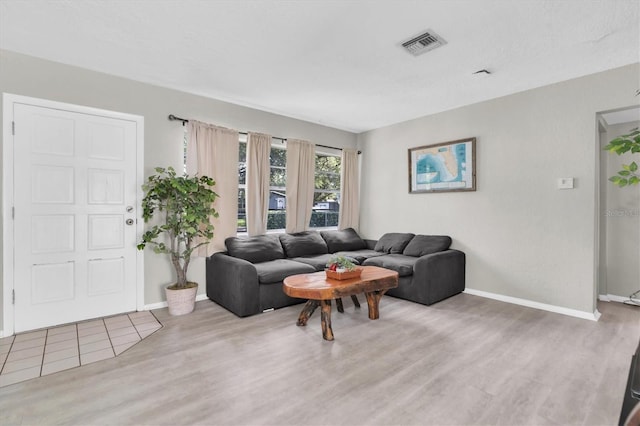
[597,106,640,307]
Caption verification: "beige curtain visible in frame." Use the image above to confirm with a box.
[246,132,271,236]
[186,120,239,255]
[338,148,360,230]
[286,139,315,233]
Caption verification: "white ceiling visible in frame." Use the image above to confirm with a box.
[1,0,639,133]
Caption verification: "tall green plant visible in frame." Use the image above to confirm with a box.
[604,127,640,187]
[137,167,219,289]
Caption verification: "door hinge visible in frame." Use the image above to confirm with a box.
[12,121,15,136]
[12,207,15,219]
[12,289,15,305]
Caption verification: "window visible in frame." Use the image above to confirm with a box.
[267,144,287,231]
[310,152,341,229]
[183,128,188,174]
[237,138,247,232]
[236,139,341,233]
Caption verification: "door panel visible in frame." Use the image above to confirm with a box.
[12,102,139,332]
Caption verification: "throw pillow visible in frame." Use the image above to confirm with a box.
[320,228,367,253]
[279,231,329,258]
[225,235,285,263]
[402,235,452,257]
[374,233,415,254]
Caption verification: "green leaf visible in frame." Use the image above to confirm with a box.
[619,170,630,176]
[629,176,640,185]
[619,178,629,187]
[629,162,638,172]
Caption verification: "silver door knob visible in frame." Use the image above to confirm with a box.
[126,219,134,226]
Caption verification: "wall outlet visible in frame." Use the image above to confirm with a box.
[557,178,574,189]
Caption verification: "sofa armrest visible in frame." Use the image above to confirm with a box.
[206,252,260,317]
[413,249,466,304]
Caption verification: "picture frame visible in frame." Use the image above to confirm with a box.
[408,137,476,193]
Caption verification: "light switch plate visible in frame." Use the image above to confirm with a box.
[558,178,574,189]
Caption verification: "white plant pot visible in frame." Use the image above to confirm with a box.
[165,283,198,316]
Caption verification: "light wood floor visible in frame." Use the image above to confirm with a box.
[0,293,638,425]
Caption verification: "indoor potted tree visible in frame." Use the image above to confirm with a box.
[604,127,640,187]
[138,166,219,315]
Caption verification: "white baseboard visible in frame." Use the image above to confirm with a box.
[143,294,209,311]
[464,288,601,321]
[599,293,635,303]
[0,329,5,338]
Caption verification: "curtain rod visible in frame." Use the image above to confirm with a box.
[168,114,361,154]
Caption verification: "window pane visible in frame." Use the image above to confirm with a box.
[270,146,286,167]
[239,142,246,186]
[237,188,246,233]
[315,172,340,190]
[239,141,247,162]
[267,190,286,230]
[315,154,341,173]
[270,167,286,187]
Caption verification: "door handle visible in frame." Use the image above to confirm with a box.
[126,219,134,226]
[126,206,134,213]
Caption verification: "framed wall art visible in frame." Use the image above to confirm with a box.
[408,137,476,193]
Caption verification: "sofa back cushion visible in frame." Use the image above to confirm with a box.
[320,228,367,253]
[374,232,415,254]
[402,235,452,257]
[225,235,285,263]
[279,231,329,258]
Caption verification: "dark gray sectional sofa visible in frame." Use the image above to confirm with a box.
[206,228,465,317]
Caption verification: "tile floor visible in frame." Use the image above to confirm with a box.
[0,311,162,387]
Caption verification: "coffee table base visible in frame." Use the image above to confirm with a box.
[296,292,386,341]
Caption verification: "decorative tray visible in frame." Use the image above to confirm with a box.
[325,268,362,280]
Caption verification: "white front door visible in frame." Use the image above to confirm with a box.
[4,95,143,333]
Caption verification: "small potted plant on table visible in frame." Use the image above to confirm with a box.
[137,166,219,315]
[325,255,361,280]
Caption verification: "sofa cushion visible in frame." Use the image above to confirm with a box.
[374,233,415,254]
[402,235,452,257]
[362,254,416,277]
[320,228,367,253]
[291,253,356,271]
[279,231,328,258]
[225,235,285,264]
[254,259,315,284]
[334,249,384,264]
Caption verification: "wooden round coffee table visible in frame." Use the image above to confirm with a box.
[282,265,399,341]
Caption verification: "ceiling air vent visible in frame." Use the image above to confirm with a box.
[401,30,447,56]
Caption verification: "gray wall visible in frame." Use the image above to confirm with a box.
[357,63,640,315]
[602,120,640,299]
[0,50,357,330]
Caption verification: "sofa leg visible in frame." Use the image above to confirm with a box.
[336,298,344,313]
